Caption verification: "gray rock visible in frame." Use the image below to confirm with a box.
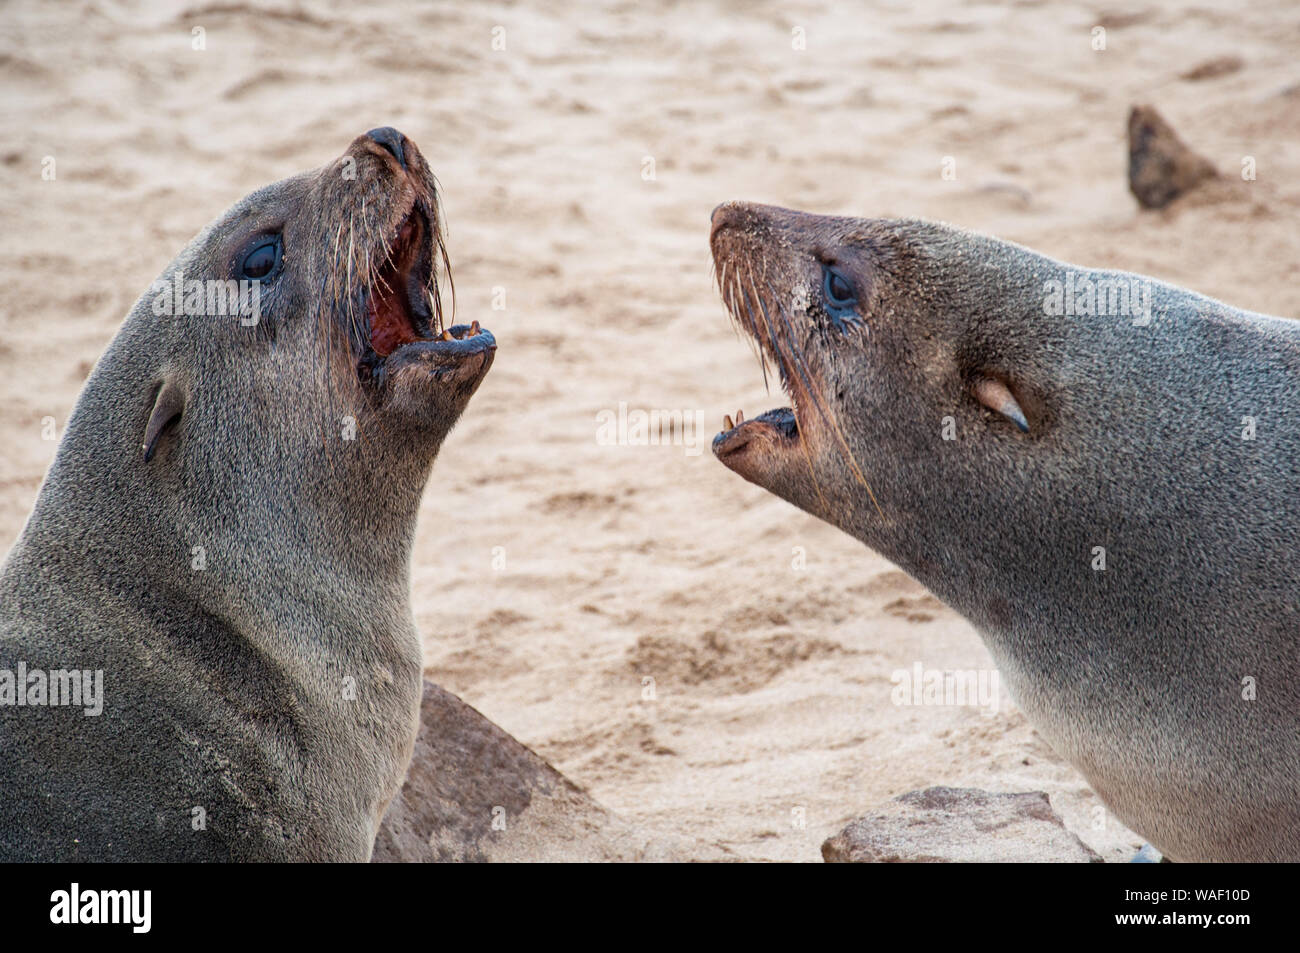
[821,786,1103,863]
[373,680,727,862]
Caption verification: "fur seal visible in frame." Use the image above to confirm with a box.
[0,127,495,861]
[708,201,1300,862]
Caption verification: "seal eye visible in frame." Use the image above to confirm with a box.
[823,266,855,309]
[241,239,281,280]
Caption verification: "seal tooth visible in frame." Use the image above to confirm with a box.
[470,320,481,336]
[723,414,734,431]
[736,409,745,424]
[440,329,454,342]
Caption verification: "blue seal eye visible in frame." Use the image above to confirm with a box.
[241,238,282,280]
[821,264,859,329]
[824,267,854,307]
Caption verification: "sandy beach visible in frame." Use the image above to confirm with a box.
[3,0,1298,861]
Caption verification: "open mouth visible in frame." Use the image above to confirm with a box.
[357,205,495,385]
[709,263,804,462]
[708,210,815,466]
[366,207,435,356]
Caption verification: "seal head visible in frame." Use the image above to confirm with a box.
[709,200,1300,862]
[0,128,493,861]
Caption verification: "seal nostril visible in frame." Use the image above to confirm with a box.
[365,126,408,171]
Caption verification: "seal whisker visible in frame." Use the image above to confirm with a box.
[318,216,355,467]
[766,274,883,519]
[775,283,880,515]
[352,198,375,359]
[721,262,764,388]
[719,257,766,381]
[316,217,350,462]
[736,248,882,520]
[749,270,831,512]
[428,175,453,334]
[432,201,453,336]
[740,264,774,394]
[745,266,783,384]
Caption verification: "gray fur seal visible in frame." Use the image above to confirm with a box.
[708,201,1300,862]
[0,127,495,861]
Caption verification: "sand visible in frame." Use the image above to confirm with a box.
[3,0,1298,862]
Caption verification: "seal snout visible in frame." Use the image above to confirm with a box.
[709,200,755,242]
[334,128,496,408]
[364,126,411,171]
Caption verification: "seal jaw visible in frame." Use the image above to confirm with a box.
[379,323,495,429]
[712,407,798,459]
[381,323,497,388]
[711,406,804,489]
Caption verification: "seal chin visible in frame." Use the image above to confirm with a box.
[712,406,803,486]
[382,324,497,390]
[713,407,798,457]
[378,327,495,431]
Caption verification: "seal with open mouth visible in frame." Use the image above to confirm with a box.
[708,200,1300,862]
[0,127,494,861]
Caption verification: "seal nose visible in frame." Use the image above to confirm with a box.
[365,126,409,170]
[710,201,749,240]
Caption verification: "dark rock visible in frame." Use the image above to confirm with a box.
[1128,104,1218,210]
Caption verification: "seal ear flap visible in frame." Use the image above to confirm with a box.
[973,376,1029,433]
[142,380,185,463]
